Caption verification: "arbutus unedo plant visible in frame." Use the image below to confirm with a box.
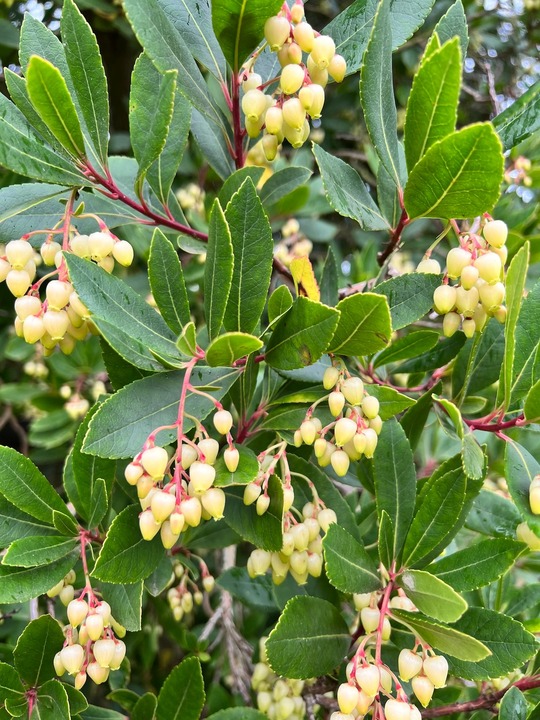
[0,0,538,719]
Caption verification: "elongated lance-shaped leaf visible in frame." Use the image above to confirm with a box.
[360,0,403,190]
[323,524,381,594]
[148,229,190,335]
[511,280,540,403]
[61,0,110,164]
[205,199,234,340]
[433,0,468,58]
[26,56,85,159]
[493,79,540,150]
[404,38,462,172]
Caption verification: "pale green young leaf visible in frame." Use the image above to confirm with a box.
[493,79,540,150]
[360,0,402,189]
[266,596,350,679]
[205,200,234,340]
[497,242,529,409]
[148,229,190,335]
[3,535,78,568]
[223,178,273,334]
[404,38,461,172]
[265,297,340,370]
[398,569,467,622]
[328,292,391,355]
[26,56,85,158]
[403,124,504,219]
[14,615,65,687]
[375,273,442,330]
[156,657,205,720]
[313,144,390,231]
[211,0,283,72]
[206,332,263,367]
[61,0,109,164]
[323,524,381,594]
[448,607,537,680]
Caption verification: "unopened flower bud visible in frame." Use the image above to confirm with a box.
[423,655,448,688]
[474,251,502,284]
[417,257,441,274]
[282,97,306,130]
[412,674,434,707]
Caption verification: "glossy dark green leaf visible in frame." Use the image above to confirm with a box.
[223,178,273,334]
[313,144,389,230]
[132,694,157,720]
[224,475,283,551]
[3,535,78,568]
[378,510,394,570]
[398,333,466,374]
[218,567,276,610]
[0,663,24,704]
[452,319,504,398]
[328,292,391,355]
[214,445,259,488]
[260,167,312,208]
[212,0,283,71]
[14,615,64,687]
[398,569,467,622]
[375,330,439,368]
[403,124,504,219]
[323,524,381,594]
[499,687,527,720]
[373,419,416,561]
[61,0,109,164]
[219,167,264,208]
[32,680,70,720]
[400,382,441,451]
[205,200,234,340]
[266,596,350,679]
[266,297,340,370]
[375,273,442,330]
[62,684,88,715]
[404,38,461,171]
[92,505,164,583]
[102,582,144,632]
[493,79,540,150]
[208,711,268,720]
[267,285,293,324]
[156,657,205,720]
[148,229,190,335]
[0,552,78,604]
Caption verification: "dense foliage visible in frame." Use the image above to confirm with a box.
[0,0,539,719]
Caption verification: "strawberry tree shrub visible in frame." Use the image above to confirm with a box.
[0,1,538,719]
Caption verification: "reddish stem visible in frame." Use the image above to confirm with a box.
[174,355,203,494]
[464,414,526,433]
[231,73,245,169]
[378,208,409,265]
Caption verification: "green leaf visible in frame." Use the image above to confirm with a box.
[499,687,527,720]
[266,596,350,679]
[403,123,504,219]
[101,581,143,632]
[61,0,109,164]
[511,281,540,403]
[427,538,525,591]
[319,248,339,308]
[191,109,234,180]
[26,56,85,158]
[525,379,540,422]
[360,0,402,189]
[0,182,69,243]
[92,505,164,583]
[448,607,537,680]
[328,292,391,355]
[0,552,78,604]
[378,510,395,570]
[505,440,540,536]
[148,229,190,335]
[375,273,442,330]
[433,1,468,58]
[266,297,340,370]
[466,489,520,538]
[398,569,467,622]
[0,496,57,546]
[62,684,88,715]
[0,664,24,704]
[498,242,529,409]
[400,382,441,451]
[205,200,234,340]
[32,680,70,720]
[208,711,268,720]
[224,475,283,552]
[223,178,273,334]
[0,446,70,525]
[0,94,86,185]
[71,403,115,523]
[130,54,177,188]
[313,144,389,231]
[206,332,263,367]
[14,615,64,687]
[461,431,485,481]
[88,478,109,529]
[83,366,239,458]
[367,385,416,419]
[80,706,126,720]
[122,0,223,126]
[267,285,293,324]
[147,91,191,205]
[402,465,466,568]
[324,0,435,74]
[132,694,157,720]
[398,333,466,374]
[260,167,312,209]
[391,609,490,661]
[404,38,461,172]
[218,567,276,609]
[211,0,283,72]
[375,330,439,368]
[53,510,79,537]
[156,657,205,720]
[3,535,78,568]
[452,319,505,397]
[65,254,178,372]
[493,80,540,150]
[214,445,259,488]
[323,524,381,594]
[373,419,416,561]
[219,167,264,208]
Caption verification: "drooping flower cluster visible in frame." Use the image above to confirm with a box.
[252,637,307,720]
[166,561,216,623]
[240,0,346,159]
[424,218,508,338]
[294,365,383,478]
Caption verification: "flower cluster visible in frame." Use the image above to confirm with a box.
[54,597,126,689]
[425,219,508,338]
[166,562,215,623]
[274,218,313,266]
[294,366,383,477]
[240,0,346,158]
[252,637,307,720]
[46,570,77,606]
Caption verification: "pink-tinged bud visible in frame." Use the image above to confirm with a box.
[197,438,220,464]
[93,638,116,668]
[242,72,262,92]
[87,661,109,685]
[15,294,41,320]
[67,599,89,627]
[150,490,176,522]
